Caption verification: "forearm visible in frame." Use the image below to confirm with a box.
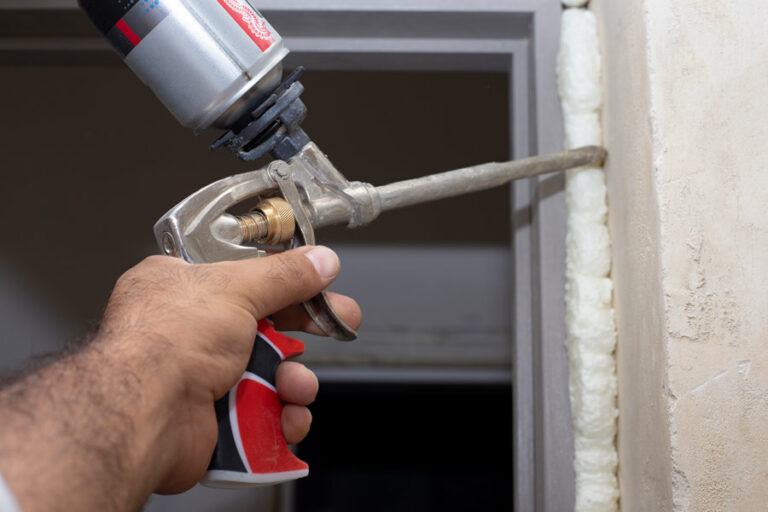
[0,333,173,512]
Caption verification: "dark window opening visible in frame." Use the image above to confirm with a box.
[296,383,514,512]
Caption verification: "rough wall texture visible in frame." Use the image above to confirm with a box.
[593,0,768,510]
[649,1,768,509]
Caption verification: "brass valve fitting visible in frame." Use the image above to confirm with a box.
[236,197,295,245]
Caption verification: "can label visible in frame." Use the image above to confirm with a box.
[217,0,275,52]
[106,0,170,57]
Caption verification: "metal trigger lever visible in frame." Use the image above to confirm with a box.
[269,162,358,342]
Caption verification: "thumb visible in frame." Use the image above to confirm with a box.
[219,246,341,319]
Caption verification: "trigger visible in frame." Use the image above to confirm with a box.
[270,161,358,342]
[303,291,357,341]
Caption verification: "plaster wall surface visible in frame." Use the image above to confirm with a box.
[591,0,672,510]
[594,0,768,510]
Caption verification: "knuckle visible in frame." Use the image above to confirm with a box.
[137,254,173,270]
[113,267,141,293]
[143,254,167,265]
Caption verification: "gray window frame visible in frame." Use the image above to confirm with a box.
[260,3,574,510]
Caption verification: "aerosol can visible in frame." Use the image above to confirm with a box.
[80,0,286,131]
[80,0,606,489]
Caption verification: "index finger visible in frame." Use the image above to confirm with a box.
[271,292,362,335]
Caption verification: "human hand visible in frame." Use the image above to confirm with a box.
[101,246,361,493]
[0,246,361,511]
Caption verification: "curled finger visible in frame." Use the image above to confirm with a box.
[271,292,362,335]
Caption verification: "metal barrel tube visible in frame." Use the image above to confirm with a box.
[375,145,607,213]
[222,145,607,240]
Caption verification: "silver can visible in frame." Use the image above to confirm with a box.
[80,0,289,132]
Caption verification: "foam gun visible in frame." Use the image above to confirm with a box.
[80,0,606,488]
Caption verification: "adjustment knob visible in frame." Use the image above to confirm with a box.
[237,197,295,245]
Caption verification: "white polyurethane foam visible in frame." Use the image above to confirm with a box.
[557,8,619,512]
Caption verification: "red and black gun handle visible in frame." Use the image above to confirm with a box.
[202,319,308,488]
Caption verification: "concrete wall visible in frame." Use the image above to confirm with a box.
[593,0,768,510]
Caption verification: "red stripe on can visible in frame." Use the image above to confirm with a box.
[116,19,142,47]
[217,0,275,52]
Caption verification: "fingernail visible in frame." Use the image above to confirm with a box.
[305,246,340,279]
